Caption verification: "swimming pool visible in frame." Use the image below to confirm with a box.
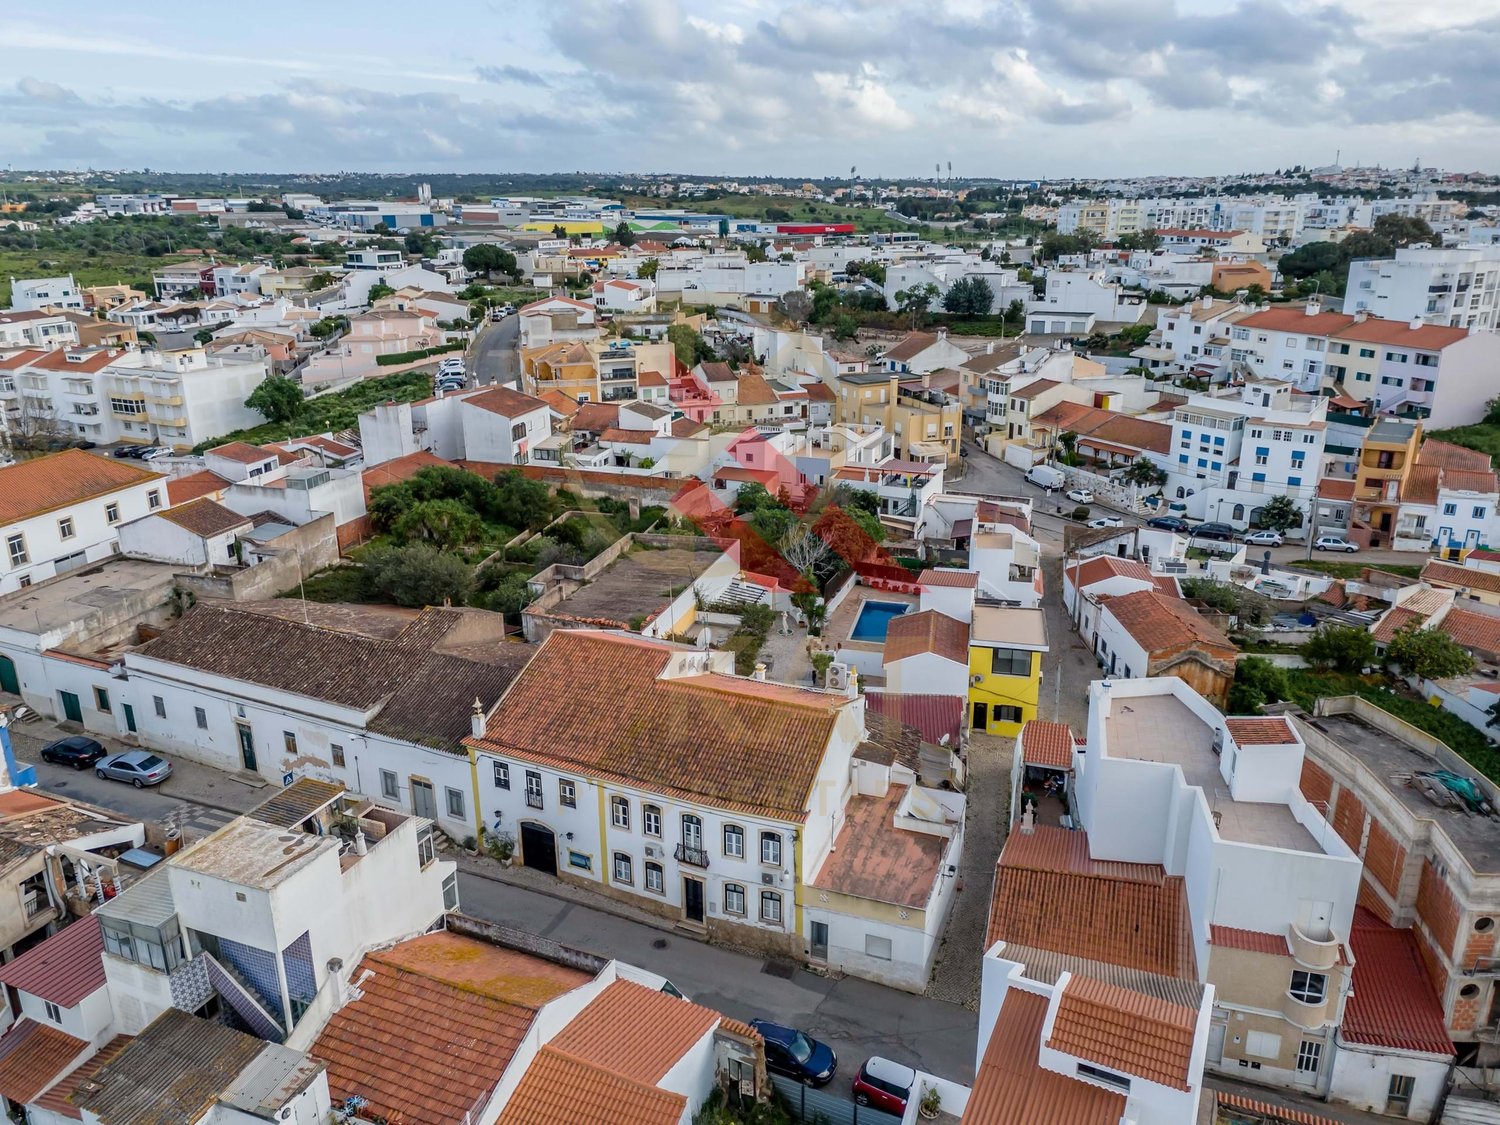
[850,600,910,642]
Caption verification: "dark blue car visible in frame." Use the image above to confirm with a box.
[1146,516,1190,531]
[750,1019,837,1086]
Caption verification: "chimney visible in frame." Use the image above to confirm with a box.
[1304,298,1321,316]
[470,696,486,740]
[921,373,931,389]
[752,662,767,681]
[1353,309,1368,323]
[935,326,948,341]
[1200,294,1213,309]
[986,341,996,354]
[1409,315,1424,330]
[845,667,860,697]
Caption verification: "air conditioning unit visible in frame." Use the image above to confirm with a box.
[644,844,662,859]
[970,674,983,686]
[761,872,777,886]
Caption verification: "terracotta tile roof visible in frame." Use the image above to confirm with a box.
[918,568,978,588]
[1422,558,1500,594]
[1225,717,1299,746]
[520,295,593,314]
[1441,606,1500,655]
[207,440,275,464]
[671,417,707,438]
[964,988,1125,1125]
[462,385,549,418]
[1237,307,1356,336]
[734,371,779,406]
[1046,974,1197,1090]
[471,630,853,820]
[497,1047,685,1125]
[699,361,736,383]
[986,827,1195,978]
[15,348,124,373]
[1067,556,1154,590]
[1009,377,1063,400]
[802,380,836,401]
[361,450,448,500]
[314,931,590,1125]
[1210,924,1291,957]
[33,1034,131,1121]
[714,465,779,487]
[1215,1092,1346,1125]
[637,368,667,387]
[0,1019,88,1104]
[1402,464,1442,505]
[572,402,621,432]
[537,388,580,417]
[0,449,163,524]
[1344,910,1455,1056]
[811,784,946,908]
[862,692,964,745]
[1442,468,1499,494]
[1101,589,1235,655]
[549,980,719,1082]
[883,609,969,665]
[157,497,250,537]
[1317,478,1356,501]
[1031,403,1172,456]
[1419,439,1494,472]
[600,427,659,445]
[0,917,105,1006]
[859,710,925,774]
[882,332,940,362]
[1151,575,1181,598]
[1371,605,1425,644]
[1333,317,1470,350]
[1019,720,1075,769]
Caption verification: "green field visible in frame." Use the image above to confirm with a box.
[622,193,909,234]
[0,250,195,306]
[1429,424,1500,461]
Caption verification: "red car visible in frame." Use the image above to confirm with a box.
[853,1056,915,1114]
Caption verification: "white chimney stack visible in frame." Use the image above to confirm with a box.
[1409,315,1424,330]
[845,667,860,697]
[1304,298,1321,316]
[470,696,486,740]
[752,663,767,681]
[1200,294,1213,309]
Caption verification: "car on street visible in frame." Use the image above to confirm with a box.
[749,1019,837,1086]
[1086,517,1125,529]
[1065,488,1094,504]
[1146,515,1190,531]
[1190,521,1236,541]
[95,750,173,788]
[853,1057,916,1113]
[112,446,144,459]
[1243,530,1284,547]
[40,736,107,769]
[140,447,173,461]
[1314,535,1360,553]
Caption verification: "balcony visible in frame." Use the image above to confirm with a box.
[1288,922,1340,970]
[525,792,543,810]
[601,367,637,381]
[1281,988,1332,1030]
[675,842,709,868]
[147,393,184,407]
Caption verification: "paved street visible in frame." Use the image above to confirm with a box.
[469,314,520,387]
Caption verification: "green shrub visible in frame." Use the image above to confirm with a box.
[374,341,467,366]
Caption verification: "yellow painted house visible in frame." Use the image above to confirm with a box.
[967,604,1048,737]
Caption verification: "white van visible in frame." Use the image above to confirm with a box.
[1024,464,1066,490]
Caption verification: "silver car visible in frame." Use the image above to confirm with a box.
[96,751,173,788]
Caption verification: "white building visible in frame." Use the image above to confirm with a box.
[458,386,552,465]
[8,275,83,312]
[0,310,81,349]
[1029,269,1146,326]
[1345,246,1500,332]
[0,450,165,594]
[591,277,657,312]
[114,497,252,568]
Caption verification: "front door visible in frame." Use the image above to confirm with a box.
[122,704,137,734]
[59,691,82,723]
[520,822,557,876]
[0,656,17,695]
[683,877,705,924]
[236,724,256,772]
[972,702,988,731]
[810,921,829,962]
[411,779,437,821]
[1207,1020,1226,1065]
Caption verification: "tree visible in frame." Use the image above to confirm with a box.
[894,283,940,330]
[1003,298,1025,327]
[367,281,395,303]
[1229,656,1291,714]
[1056,430,1079,465]
[307,271,336,291]
[942,275,994,317]
[1372,214,1435,248]
[776,289,814,325]
[613,221,636,247]
[551,224,568,241]
[244,375,305,424]
[667,323,715,368]
[744,241,769,264]
[391,499,483,550]
[1303,624,1377,673]
[1257,495,1303,533]
[462,244,517,279]
[1038,231,1096,261]
[733,482,775,515]
[779,529,833,575]
[1122,459,1166,488]
[844,259,885,285]
[1243,282,1269,304]
[1386,626,1474,680]
[193,329,214,346]
[830,314,859,341]
[363,543,474,608]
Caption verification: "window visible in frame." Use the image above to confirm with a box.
[989,648,1032,677]
[511,422,526,440]
[568,850,592,871]
[331,744,345,768]
[760,890,783,924]
[6,533,27,566]
[493,761,510,789]
[643,804,661,837]
[58,517,74,540]
[613,852,633,884]
[1289,971,1327,1004]
[994,705,1024,724]
[1387,1075,1415,1114]
[1288,476,1301,487]
[723,824,745,858]
[760,832,783,866]
[1251,472,1266,483]
[1443,503,1458,516]
[417,824,435,866]
[147,489,161,510]
[1476,507,1488,520]
[559,779,576,807]
[610,796,630,829]
[152,695,165,718]
[283,731,296,754]
[1296,1040,1322,1074]
[94,687,110,713]
[446,787,465,819]
[195,707,207,730]
[865,934,893,961]
[645,862,664,893]
[380,769,399,800]
[443,871,459,909]
[44,1000,61,1023]
[1245,1031,1282,1059]
[525,770,543,809]
[724,882,746,914]
[1359,347,1375,358]
[1077,1063,1131,1091]
[682,814,703,850]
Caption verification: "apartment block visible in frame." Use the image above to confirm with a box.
[1347,246,1500,332]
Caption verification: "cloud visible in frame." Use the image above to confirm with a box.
[475,64,550,88]
[15,77,82,105]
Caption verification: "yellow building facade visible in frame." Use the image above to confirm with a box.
[967,605,1047,737]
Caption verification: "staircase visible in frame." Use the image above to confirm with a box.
[716,582,768,608]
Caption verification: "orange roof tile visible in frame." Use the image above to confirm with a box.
[207,440,275,464]
[1401,464,1442,505]
[549,980,718,1083]
[470,630,852,819]
[638,369,668,387]
[462,385,549,418]
[0,916,106,1007]
[157,497,250,537]
[1237,307,1356,336]
[1317,478,1357,501]
[537,389,580,417]
[1422,558,1500,595]
[33,1034,131,1121]
[496,1047,685,1125]
[882,332,941,362]
[918,568,978,588]
[1371,605,1424,644]
[1019,720,1075,769]
[965,988,1125,1125]
[1418,439,1493,472]
[734,371,779,406]
[1225,717,1298,746]
[0,449,163,524]
[361,450,449,501]
[1101,589,1235,655]
[1067,556,1154,590]
[883,609,969,665]
[1441,606,1500,655]
[600,427,659,445]
[1333,317,1470,350]
[573,402,621,432]
[1344,910,1454,1056]
[1047,974,1197,1090]
[1210,924,1292,958]
[0,1019,88,1104]
[810,784,946,908]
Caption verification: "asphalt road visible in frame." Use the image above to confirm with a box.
[469,314,520,387]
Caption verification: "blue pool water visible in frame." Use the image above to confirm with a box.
[851,600,910,642]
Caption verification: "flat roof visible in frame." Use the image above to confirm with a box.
[971,604,1047,649]
[0,558,178,639]
[1302,711,1500,871]
[537,545,723,626]
[810,786,947,908]
[1106,694,1324,853]
[170,817,335,890]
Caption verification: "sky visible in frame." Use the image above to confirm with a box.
[5,0,1500,179]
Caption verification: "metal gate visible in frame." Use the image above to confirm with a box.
[769,1075,903,1125]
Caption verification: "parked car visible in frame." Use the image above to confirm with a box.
[853,1057,916,1113]
[1086,517,1125,529]
[112,446,141,459]
[438,357,465,372]
[140,447,173,461]
[1146,515,1190,531]
[1243,530,1284,547]
[1023,464,1066,490]
[1314,535,1359,553]
[40,736,107,769]
[1191,521,1236,541]
[1065,488,1094,504]
[95,751,173,788]
[749,1020,837,1086]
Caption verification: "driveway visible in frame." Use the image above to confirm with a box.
[470,315,520,387]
